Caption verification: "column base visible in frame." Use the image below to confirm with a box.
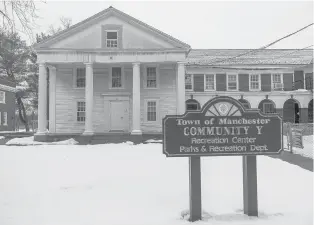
[82,131,94,136]
[34,132,48,142]
[131,130,142,135]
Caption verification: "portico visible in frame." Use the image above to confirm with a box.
[35,50,187,139]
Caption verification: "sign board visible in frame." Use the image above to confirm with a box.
[163,96,283,157]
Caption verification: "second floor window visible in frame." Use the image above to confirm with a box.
[250,74,260,90]
[185,74,193,90]
[205,74,215,91]
[106,31,118,48]
[0,91,5,103]
[146,67,157,88]
[272,74,283,90]
[76,68,86,88]
[227,74,237,91]
[112,67,122,88]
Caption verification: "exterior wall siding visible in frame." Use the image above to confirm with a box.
[0,91,15,131]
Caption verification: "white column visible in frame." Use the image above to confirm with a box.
[177,62,186,114]
[49,66,56,133]
[83,62,94,135]
[37,63,48,134]
[131,62,142,135]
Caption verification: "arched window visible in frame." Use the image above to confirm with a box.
[258,99,276,114]
[283,99,300,123]
[238,99,251,109]
[186,99,201,111]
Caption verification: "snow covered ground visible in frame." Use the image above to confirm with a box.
[0,143,312,225]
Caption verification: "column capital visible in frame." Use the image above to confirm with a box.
[48,65,56,71]
[132,62,141,67]
[177,61,186,66]
[38,62,46,67]
[84,62,94,67]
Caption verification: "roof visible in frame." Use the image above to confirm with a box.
[34,6,191,50]
[186,49,314,66]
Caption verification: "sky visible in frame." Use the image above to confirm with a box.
[22,0,314,49]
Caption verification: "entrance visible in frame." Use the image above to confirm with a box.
[283,99,300,123]
[110,100,129,131]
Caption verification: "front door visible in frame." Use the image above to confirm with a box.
[110,101,129,131]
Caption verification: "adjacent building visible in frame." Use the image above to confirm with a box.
[0,77,16,131]
[33,6,313,140]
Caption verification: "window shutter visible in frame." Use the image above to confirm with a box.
[216,74,226,91]
[294,71,304,90]
[283,73,293,91]
[238,74,249,91]
[193,74,204,92]
[261,74,271,91]
[305,73,313,90]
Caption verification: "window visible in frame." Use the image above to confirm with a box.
[205,74,215,91]
[263,102,276,114]
[146,67,157,88]
[238,99,251,109]
[76,68,85,88]
[106,31,118,48]
[227,74,238,91]
[146,100,157,122]
[111,67,122,88]
[185,74,193,90]
[250,74,260,91]
[77,101,86,122]
[3,112,7,125]
[272,73,283,90]
[0,91,5,103]
[186,99,201,111]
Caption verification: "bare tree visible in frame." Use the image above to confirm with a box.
[48,16,72,35]
[0,1,38,37]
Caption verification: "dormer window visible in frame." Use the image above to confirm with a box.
[106,31,118,48]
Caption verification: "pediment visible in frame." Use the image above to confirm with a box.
[34,7,190,51]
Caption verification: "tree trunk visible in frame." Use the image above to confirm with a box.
[16,95,29,132]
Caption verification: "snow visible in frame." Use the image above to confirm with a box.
[0,136,4,140]
[5,136,78,146]
[0,143,312,225]
[145,139,163,143]
[284,135,313,158]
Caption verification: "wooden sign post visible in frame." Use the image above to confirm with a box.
[162,96,283,222]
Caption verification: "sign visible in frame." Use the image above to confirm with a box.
[163,96,283,157]
[162,96,283,222]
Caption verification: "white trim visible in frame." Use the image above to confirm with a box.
[204,74,216,91]
[0,91,5,103]
[72,66,86,89]
[249,74,261,91]
[144,98,159,123]
[109,65,125,89]
[226,73,239,91]
[143,64,160,89]
[185,74,194,91]
[3,112,7,126]
[271,73,284,91]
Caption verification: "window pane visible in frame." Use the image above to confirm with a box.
[112,67,122,88]
[228,75,237,90]
[76,68,86,88]
[107,32,117,39]
[77,102,86,121]
[147,67,157,88]
[185,74,192,90]
[187,103,198,110]
[250,74,259,90]
[263,103,275,114]
[147,101,157,121]
[205,74,215,90]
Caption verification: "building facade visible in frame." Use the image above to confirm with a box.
[33,6,313,139]
[0,77,16,131]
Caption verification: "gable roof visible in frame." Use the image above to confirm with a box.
[34,6,191,50]
[187,49,314,66]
